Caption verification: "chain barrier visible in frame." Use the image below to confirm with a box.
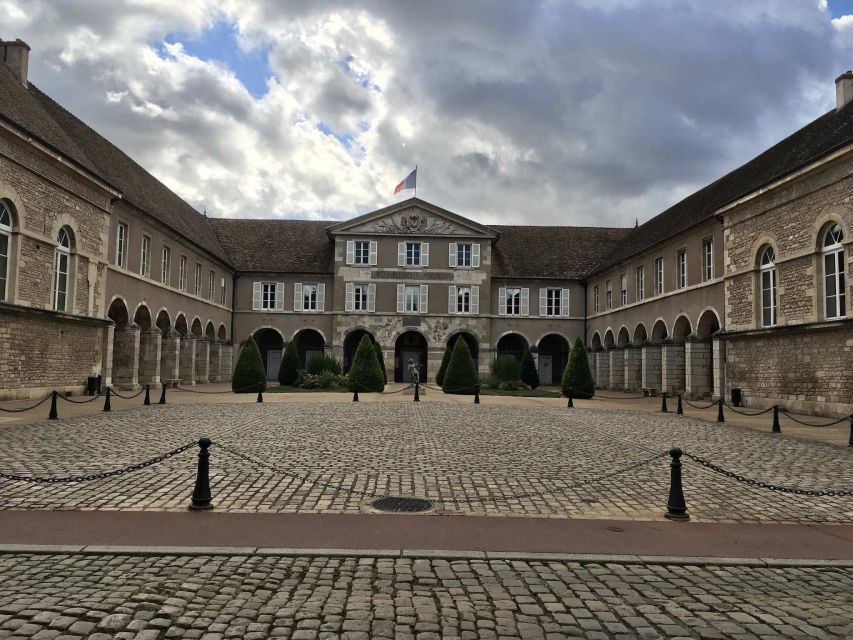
[590,393,648,400]
[682,398,717,410]
[380,384,414,395]
[174,383,260,395]
[684,452,852,497]
[420,383,478,394]
[106,387,146,400]
[779,410,851,428]
[57,393,103,404]
[0,441,196,484]
[0,394,52,413]
[722,403,773,417]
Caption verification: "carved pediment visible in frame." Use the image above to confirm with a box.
[328,199,499,238]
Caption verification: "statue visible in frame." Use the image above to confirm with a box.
[407,358,420,384]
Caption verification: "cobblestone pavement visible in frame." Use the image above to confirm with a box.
[0,403,851,522]
[0,553,851,639]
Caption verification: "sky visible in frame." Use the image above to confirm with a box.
[4,1,853,227]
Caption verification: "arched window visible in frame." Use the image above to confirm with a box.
[53,227,72,312]
[759,246,777,327]
[0,201,12,302]
[822,224,846,319]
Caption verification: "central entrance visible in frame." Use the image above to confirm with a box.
[395,331,428,382]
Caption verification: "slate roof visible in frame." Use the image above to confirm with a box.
[590,103,853,275]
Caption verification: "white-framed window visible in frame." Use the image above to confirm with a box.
[448,285,479,314]
[253,281,284,311]
[655,257,664,295]
[397,284,428,313]
[822,223,846,319]
[677,250,687,289]
[194,263,201,296]
[53,227,71,312]
[179,255,187,291]
[294,282,326,312]
[636,266,645,301]
[140,234,151,278]
[345,282,375,312]
[499,287,528,316]
[449,242,480,268]
[0,201,12,302]
[703,238,714,281]
[219,276,226,306]
[620,274,627,306]
[115,222,128,268]
[161,246,171,286]
[540,288,569,317]
[605,279,612,310]
[760,246,777,327]
[346,240,377,266]
[593,285,599,313]
[208,270,215,300]
[405,284,421,312]
[398,241,429,267]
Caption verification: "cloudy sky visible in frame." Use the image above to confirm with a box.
[5,0,853,226]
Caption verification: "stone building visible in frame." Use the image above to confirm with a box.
[0,41,850,415]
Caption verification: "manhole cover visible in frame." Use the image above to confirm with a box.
[371,497,433,513]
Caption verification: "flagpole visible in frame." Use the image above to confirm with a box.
[414,164,418,200]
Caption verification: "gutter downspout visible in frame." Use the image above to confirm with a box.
[583,281,588,347]
[230,271,239,345]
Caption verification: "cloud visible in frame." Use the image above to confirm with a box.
[5,0,853,226]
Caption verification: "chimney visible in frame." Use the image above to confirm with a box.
[1,39,30,87]
[836,70,853,110]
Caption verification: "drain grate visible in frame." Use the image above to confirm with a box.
[371,496,433,513]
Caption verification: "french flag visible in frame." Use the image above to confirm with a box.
[393,167,417,194]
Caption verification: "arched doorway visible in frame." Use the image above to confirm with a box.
[293,329,325,367]
[254,328,284,380]
[671,315,692,342]
[175,314,188,337]
[107,298,133,387]
[537,334,569,385]
[395,331,427,382]
[448,332,479,374]
[633,323,648,346]
[343,329,375,374]
[496,333,528,361]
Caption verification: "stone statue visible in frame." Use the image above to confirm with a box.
[407,358,420,384]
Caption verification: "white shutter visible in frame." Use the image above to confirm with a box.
[294,282,303,311]
[398,242,406,266]
[275,282,285,311]
[472,243,481,268]
[397,284,405,313]
[539,288,547,317]
[252,282,261,311]
[317,283,325,311]
[421,242,429,267]
[346,241,354,265]
[471,286,479,315]
[448,285,457,314]
[561,289,570,317]
[521,288,530,316]
[368,283,376,312]
[345,283,354,312]
[420,284,428,313]
[498,287,507,315]
[449,243,458,268]
[369,241,377,265]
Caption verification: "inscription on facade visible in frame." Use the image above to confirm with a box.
[372,270,454,281]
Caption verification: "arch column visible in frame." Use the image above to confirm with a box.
[594,351,609,389]
[587,349,596,383]
[220,344,233,382]
[641,344,662,392]
[712,337,726,400]
[112,325,140,390]
[623,346,641,391]
[685,338,712,398]
[661,339,685,394]
[608,348,624,389]
[195,338,210,383]
[102,324,115,388]
[208,340,222,383]
[179,336,196,385]
[160,333,180,384]
[138,328,162,385]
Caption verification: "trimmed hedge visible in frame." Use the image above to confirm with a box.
[348,334,385,392]
[561,337,595,399]
[435,348,452,386]
[520,351,539,389]
[373,340,387,384]
[278,340,301,385]
[232,336,267,393]
[442,336,478,395]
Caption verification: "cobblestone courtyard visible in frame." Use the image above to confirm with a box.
[0,403,851,523]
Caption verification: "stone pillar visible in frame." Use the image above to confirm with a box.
[685,339,712,399]
[587,349,596,382]
[112,326,140,390]
[180,336,196,385]
[195,338,210,383]
[138,328,162,385]
[595,351,609,389]
[712,337,726,400]
[623,346,641,391]
[608,348,624,389]
[208,341,222,383]
[102,324,115,388]
[427,347,443,383]
[220,344,233,383]
[641,344,662,392]
[661,340,685,395]
[160,334,180,384]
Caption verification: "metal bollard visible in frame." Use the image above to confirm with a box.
[664,447,689,521]
[567,393,573,408]
[414,382,420,402]
[660,391,668,413]
[143,384,151,406]
[716,399,725,423]
[474,384,480,405]
[353,384,359,402]
[188,437,213,511]
[48,391,58,420]
[256,390,264,403]
[848,415,852,447]
[771,406,780,433]
[676,394,683,415]
[159,384,167,405]
[103,387,112,412]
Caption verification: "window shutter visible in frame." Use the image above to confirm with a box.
[561,289,570,317]
[345,283,354,312]
[471,286,479,314]
[368,283,376,312]
[420,284,428,313]
[369,241,377,266]
[252,282,261,311]
[472,244,480,268]
[421,242,429,267]
[346,241,354,265]
[449,243,457,268]
[539,288,547,317]
[448,285,457,314]
[396,284,405,313]
[293,282,303,311]
[521,288,529,316]
[498,287,507,315]
[397,242,405,266]
[275,282,285,311]
[317,283,325,311]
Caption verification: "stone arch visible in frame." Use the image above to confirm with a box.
[537,333,570,385]
[343,328,377,373]
[133,303,152,331]
[603,328,615,349]
[155,308,171,336]
[204,320,216,339]
[395,330,428,382]
[390,326,429,346]
[671,315,692,342]
[496,332,528,360]
[174,313,188,337]
[107,296,130,328]
[52,215,80,250]
[217,324,227,342]
[695,308,721,340]
[812,212,848,251]
[650,318,668,344]
[534,331,569,350]
[292,328,326,366]
[190,316,203,336]
[617,326,630,346]
[751,236,779,267]
[590,331,603,351]
[450,327,483,348]
[632,323,648,346]
[253,327,285,380]
[0,180,27,230]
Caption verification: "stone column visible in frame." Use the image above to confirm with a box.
[587,349,596,383]
[102,324,115,389]
[427,347,443,383]
[623,346,641,391]
[661,340,686,395]
[220,344,233,383]
[195,338,211,384]
[180,336,196,385]
[138,328,162,386]
[685,339,712,399]
[112,325,140,390]
[208,340,222,383]
[160,334,180,384]
[641,344,662,392]
[608,348,624,389]
[595,351,609,389]
[712,337,726,400]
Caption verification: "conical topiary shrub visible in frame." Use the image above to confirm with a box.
[373,340,387,384]
[348,334,385,392]
[435,347,452,386]
[278,340,301,386]
[232,336,267,393]
[520,351,539,389]
[561,337,595,399]
[442,336,478,395]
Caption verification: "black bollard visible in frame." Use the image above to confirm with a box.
[159,384,167,405]
[676,394,683,415]
[48,391,58,420]
[848,415,852,447]
[143,384,151,406]
[188,437,214,511]
[413,382,420,402]
[474,384,480,405]
[664,447,689,521]
[660,391,668,413]
[567,393,574,408]
[771,406,780,433]
[353,384,359,402]
[716,398,725,423]
[257,389,264,403]
[103,387,112,412]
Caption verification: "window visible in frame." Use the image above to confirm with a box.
[355,241,369,264]
[0,201,12,302]
[303,284,318,311]
[294,282,325,311]
[406,242,421,266]
[655,257,664,295]
[116,222,128,268]
[540,288,569,317]
[140,235,151,277]
[822,224,846,319]
[208,270,214,300]
[398,241,429,266]
[504,287,522,315]
[354,284,368,311]
[179,256,187,291]
[605,280,612,310]
[620,274,627,306]
[703,238,714,281]
[593,285,600,313]
[53,227,71,312]
[261,282,277,310]
[161,247,171,285]
[457,286,471,313]
[760,246,777,327]
[397,284,427,313]
[219,276,226,306]
[677,250,687,289]
[346,282,375,312]
[449,242,480,268]
[636,266,645,301]
[346,240,376,265]
[194,263,201,296]
[404,285,421,312]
